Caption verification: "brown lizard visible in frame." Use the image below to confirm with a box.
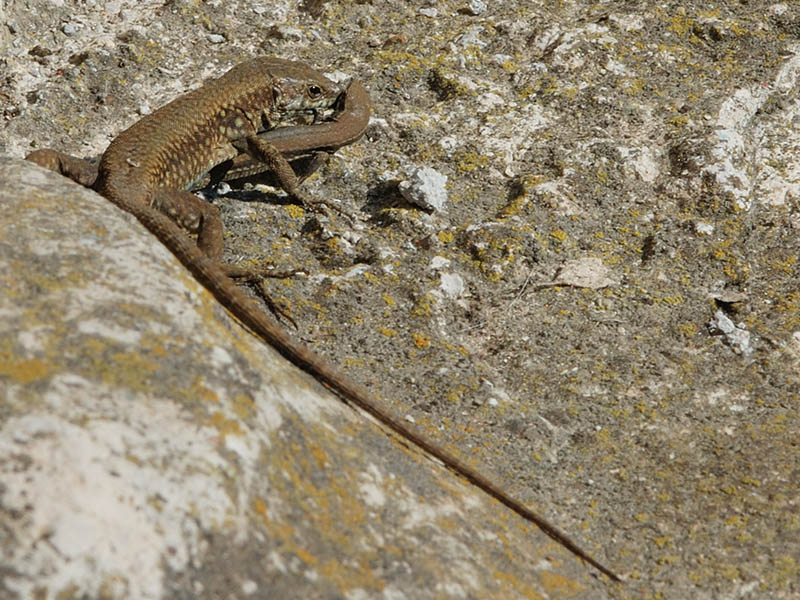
[25,57,620,582]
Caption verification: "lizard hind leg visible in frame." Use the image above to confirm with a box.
[150,187,302,326]
[149,188,226,260]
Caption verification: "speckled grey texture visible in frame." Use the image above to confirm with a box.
[3,1,800,597]
[1,158,609,599]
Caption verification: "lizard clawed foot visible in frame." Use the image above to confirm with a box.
[250,280,299,329]
[291,186,358,224]
[223,263,304,328]
[299,195,356,223]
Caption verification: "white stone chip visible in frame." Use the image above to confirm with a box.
[399,166,448,211]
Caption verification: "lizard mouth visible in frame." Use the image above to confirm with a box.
[307,86,347,124]
[313,104,339,123]
[280,104,338,127]
[263,81,347,131]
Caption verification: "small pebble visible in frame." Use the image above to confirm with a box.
[465,0,487,16]
[399,166,448,211]
[61,22,80,36]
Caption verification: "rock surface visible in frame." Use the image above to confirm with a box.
[2,1,800,598]
[1,158,607,599]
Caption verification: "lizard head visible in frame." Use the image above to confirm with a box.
[224,57,346,133]
[268,73,344,130]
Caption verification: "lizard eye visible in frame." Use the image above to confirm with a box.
[307,85,322,99]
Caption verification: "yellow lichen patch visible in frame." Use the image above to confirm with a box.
[253,497,266,516]
[441,342,469,356]
[206,411,244,437]
[437,230,454,244]
[309,443,330,470]
[105,350,162,390]
[252,419,393,594]
[294,547,318,566]
[411,332,429,348]
[231,393,255,420]
[763,555,798,589]
[767,253,796,276]
[252,497,293,539]
[486,568,545,599]
[341,356,366,369]
[411,295,434,318]
[653,295,685,306]
[658,554,681,566]
[539,568,586,596]
[190,379,220,404]
[653,536,672,548]
[325,237,341,252]
[453,149,490,174]
[316,556,387,596]
[283,204,306,219]
[0,356,53,384]
[726,515,747,527]
[676,322,698,338]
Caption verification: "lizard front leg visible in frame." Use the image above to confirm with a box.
[234,135,346,216]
